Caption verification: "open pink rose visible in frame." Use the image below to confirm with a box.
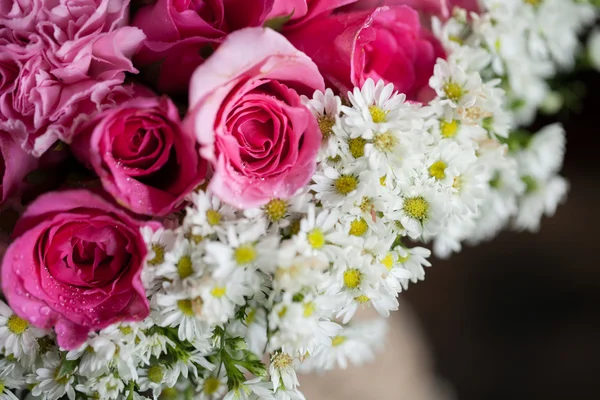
[132,0,274,95]
[342,0,479,18]
[287,5,445,100]
[266,0,358,29]
[0,131,39,207]
[71,96,207,216]
[184,27,324,209]
[1,189,153,350]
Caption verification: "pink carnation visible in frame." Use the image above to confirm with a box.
[184,27,324,209]
[1,189,153,350]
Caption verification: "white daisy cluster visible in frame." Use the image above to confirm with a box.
[0,3,595,400]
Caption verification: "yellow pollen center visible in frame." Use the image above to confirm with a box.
[348,137,366,158]
[331,335,347,347]
[211,286,226,298]
[379,176,387,186]
[381,253,394,271]
[7,315,28,334]
[206,209,221,226]
[234,244,256,265]
[343,269,362,289]
[403,196,429,221]
[369,105,387,123]
[119,326,133,335]
[440,119,459,138]
[190,234,204,244]
[273,353,293,370]
[359,197,373,213]
[429,161,447,180]
[177,299,194,316]
[177,255,193,279]
[334,175,358,195]
[348,218,368,236]
[453,176,462,190]
[354,295,370,304]
[318,116,336,138]
[374,131,397,152]
[443,82,464,102]
[203,377,221,394]
[307,228,325,249]
[148,365,164,384]
[265,198,287,222]
[303,302,315,317]
[245,308,256,325]
[147,244,165,266]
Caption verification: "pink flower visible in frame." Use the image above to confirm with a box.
[184,27,324,209]
[266,0,358,29]
[287,5,445,100]
[341,0,451,18]
[71,96,208,216]
[132,0,274,95]
[1,189,153,350]
[0,131,39,207]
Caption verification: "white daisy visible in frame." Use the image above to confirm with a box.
[269,352,299,391]
[30,351,76,400]
[429,59,482,108]
[154,292,210,342]
[0,301,45,359]
[184,190,237,237]
[195,370,228,400]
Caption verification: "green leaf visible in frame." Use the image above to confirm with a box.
[264,10,295,32]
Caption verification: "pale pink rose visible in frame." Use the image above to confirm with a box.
[184,27,324,209]
[132,0,274,95]
[71,96,208,216]
[0,130,39,207]
[1,189,154,350]
[266,0,358,28]
[287,5,445,100]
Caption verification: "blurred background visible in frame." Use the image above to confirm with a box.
[303,53,600,400]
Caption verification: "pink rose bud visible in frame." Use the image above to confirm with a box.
[184,27,324,209]
[71,96,208,216]
[132,0,275,95]
[1,189,155,350]
[286,5,446,101]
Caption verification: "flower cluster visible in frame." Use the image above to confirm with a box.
[0,1,597,400]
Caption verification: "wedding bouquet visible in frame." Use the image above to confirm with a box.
[0,0,597,399]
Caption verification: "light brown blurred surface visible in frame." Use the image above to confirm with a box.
[300,304,452,400]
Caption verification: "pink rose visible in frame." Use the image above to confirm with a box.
[287,5,445,100]
[132,0,274,95]
[0,130,39,207]
[266,0,358,29]
[342,0,479,18]
[71,96,208,216]
[184,27,324,209]
[1,189,152,350]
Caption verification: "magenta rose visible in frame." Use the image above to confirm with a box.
[71,96,208,216]
[287,5,445,100]
[266,0,358,29]
[1,189,153,350]
[184,27,324,209]
[0,130,39,207]
[132,0,274,95]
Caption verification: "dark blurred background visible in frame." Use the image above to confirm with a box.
[403,69,600,400]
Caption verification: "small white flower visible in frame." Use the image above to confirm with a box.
[195,370,228,400]
[154,292,210,342]
[30,351,76,400]
[429,59,482,108]
[0,301,45,360]
[269,352,299,392]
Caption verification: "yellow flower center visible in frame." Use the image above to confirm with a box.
[7,315,28,335]
[331,335,347,347]
[369,105,387,123]
[307,228,325,249]
[334,175,358,195]
[148,365,164,384]
[398,252,410,263]
[343,269,362,289]
[303,302,315,317]
[245,308,256,325]
[348,137,366,158]
[403,196,429,221]
[379,176,387,186]
[318,116,336,139]
[177,299,194,316]
[206,209,221,226]
[265,199,287,222]
[190,234,204,244]
[373,131,397,152]
[273,353,293,370]
[354,295,370,304]
[348,218,368,236]
[524,0,541,5]
[381,253,394,271]
[429,160,447,180]
[234,244,256,265]
[203,377,221,394]
[443,82,464,102]
[440,119,459,138]
[119,326,133,335]
[177,255,193,279]
[359,197,372,213]
[211,286,227,298]
[147,244,165,266]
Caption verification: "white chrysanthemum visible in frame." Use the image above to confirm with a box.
[223,378,275,400]
[397,246,433,290]
[0,301,45,359]
[515,174,568,232]
[141,226,177,293]
[159,238,205,284]
[0,368,20,400]
[302,88,343,159]
[137,363,178,399]
[184,190,237,237]
[429,59,482,108]
[294,205,342,259]
[269,352,299,392]
[516,123,565,181]
[312,166,377,210]
[196,370,228,400]
[66,335,115,377]
[154,292,210,342]
[30,351,76,400]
